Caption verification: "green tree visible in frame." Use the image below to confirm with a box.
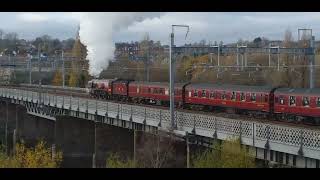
[192,138,255,168]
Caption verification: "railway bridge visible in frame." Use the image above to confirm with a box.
[0,86,320,168]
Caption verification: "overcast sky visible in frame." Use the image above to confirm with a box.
[1,12,319,44]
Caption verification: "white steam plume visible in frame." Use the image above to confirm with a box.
[72,12,164,77]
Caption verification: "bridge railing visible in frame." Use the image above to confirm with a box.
[1,87,320,160]
[19,84,87,92]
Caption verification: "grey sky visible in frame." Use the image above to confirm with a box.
[1,12,319,44]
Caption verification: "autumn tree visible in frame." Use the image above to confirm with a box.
[68,70,78,87]
[78,70,89,88]
[52,70,63,86]
[106,153,137,168]
[0,141,62,168]
[192,138,255,168]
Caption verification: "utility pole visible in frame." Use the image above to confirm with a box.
[133,129,136,163]
[62,50,65,87]
[277,46,280,71]
[29,55,32,84]
[5,101,8,155]
[186,132,190,168]
[38,44,41,85]
[145,42,150,82]
[236,44,239,71]
[170,25,189,130]
[170,30,174,129]
[56,50,65,87]
[217,44,220,70]
[268,44,271,67]
[310,35,315,89]
[298,28,314,89]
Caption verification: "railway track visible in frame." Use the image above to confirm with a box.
[2,84,320,131]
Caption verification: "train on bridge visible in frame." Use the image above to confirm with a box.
[87,78,320,125]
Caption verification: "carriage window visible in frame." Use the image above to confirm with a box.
[194,90,198,97]
[176,89,182,96]
[231,92,236,101]
[154,88,158,94]
[302,97,310,107]
[317,97,320,107]
[289,96,296,106]
[251,93,256,102]
[279,96,285,105]
[265,95,268,102]
[210,91,215,99]
[148,88,151,93]
[159,88,163,94]
[202,90,206,97]
[222,91,227,100]
[240,92,245,101]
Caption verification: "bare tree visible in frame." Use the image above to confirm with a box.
[237,38,244,45]
[0,29,4,40]
[299,30,311,88]
[199,39,206,46]
[282,29,295,87]
[283,29,294,47]
[136,131,175,168]
[4,32,18,41]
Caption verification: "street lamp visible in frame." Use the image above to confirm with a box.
[38,44,44,86]
[170,25,189,130]
[55,50,65,87]
[27,53,32,84]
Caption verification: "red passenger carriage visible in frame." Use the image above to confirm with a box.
[128,81,187,106]
[185,83,276,116]
[274,88,320,124]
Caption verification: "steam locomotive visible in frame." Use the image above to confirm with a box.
[87,78,320,125]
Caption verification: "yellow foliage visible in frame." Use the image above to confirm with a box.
[52,70,63,86]
[0,141,62,168]
[192,137,255,168]
[72,38,87,60]
[106,153,137,168]
[68,70,78,87]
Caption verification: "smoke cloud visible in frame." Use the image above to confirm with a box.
[72,12,164,77]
